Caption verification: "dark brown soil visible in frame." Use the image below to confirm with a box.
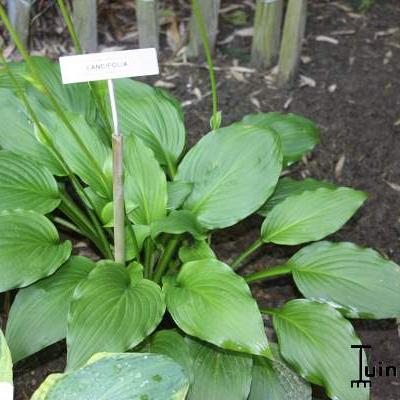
[4,0,400,399]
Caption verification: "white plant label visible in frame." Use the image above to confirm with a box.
[59,48,159,84]
[0,382,13,400]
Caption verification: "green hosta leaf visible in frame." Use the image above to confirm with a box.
[167,181,193,210]
[99,202,113,227]
[0,329,12,384]
[0,210,71,292]
[186,338,253,400]
[178,240,215,263]
[273,300,369,400]
[0,150,60,214]
[114,79,185,173]
[177,123,282,229]
[148,331,253,400]
[0,61,27,90]
[0,89,65,175]
[288,241,400,318]
[125,134,167,225]
[259,177,336,216]
[6,256,94,363]
[27,57,98,124]
[147,330,193,379]
[32,353,189,400]
[151,210,207,240]
[67,261,165,369]
[163,259,271,357]
[261,187,367,245]
[37,110,111,198]
[249,344,312,400]
[243,112,320,165]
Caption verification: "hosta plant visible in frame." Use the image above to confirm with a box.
[1,12,400,400]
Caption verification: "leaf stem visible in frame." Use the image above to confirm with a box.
[153,236,181,284]
[144,238,155,279]
[53,216,84,236]
[125,219,141,264]
[245,264,292,283]
[231,238,264,270]
[191,0,219,129]
[260,307,278,316]
[56,0,83,53]
[59,190,111,258]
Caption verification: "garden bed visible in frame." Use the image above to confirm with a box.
[6,0,400,398]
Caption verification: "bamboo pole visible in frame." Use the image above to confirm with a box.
[108,79,125,265]
[6,0,32,49]
[188,0,221,59]
[112,135,125,264]
[277,0,308,87]
[137,0,159,50]
[72,0,97,53]
[251,0,283,69]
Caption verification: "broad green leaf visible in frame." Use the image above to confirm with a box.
[36,109,111,198]
[249,344,311,400]
[32,352,189,400]
[151,210,207,240]
[243,112,319,165]
[0,329,12,384]
[0,210,71,292]
[27,57,98,125]
[0,61,27,90]
[147,330,193,379]
[288,241,400,318]
[67,261,165,369]
[186,337,253,400]
[114,79,185,173]
[261,188,367,245]
[100,202,113,227]
[178,240,215,263]
[273,300,369,400]
[6,256,94,363]
[167,181,193,210]
[163,259,271,357]
[0,150,60,214]
[177,123,282,229]
[124,134,167,225]
[259,177,336,216]
[0,89,65,175]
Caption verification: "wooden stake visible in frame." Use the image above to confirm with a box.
[73,0,98,53]
[137,0,159,50]
[188,0,221,59]
[277,0,308,87]
[108,80,125,265]
[6,0,32,49]
[251,0,283,69]
[112,135,125,264]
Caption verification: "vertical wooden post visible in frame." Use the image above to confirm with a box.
[188,0,221,59]
[73,0,97,53]
[137,0,159,50]
[251,0,283,69]
[277,0,308,87]
[6,0,32,48]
